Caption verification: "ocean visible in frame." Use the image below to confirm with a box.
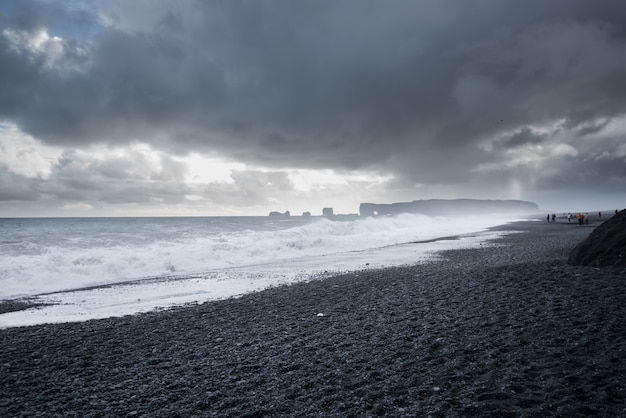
[0,214,524,327]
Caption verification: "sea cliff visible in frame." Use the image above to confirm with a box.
[359,198,539,217]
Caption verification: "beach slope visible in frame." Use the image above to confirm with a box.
[1,219,625,416]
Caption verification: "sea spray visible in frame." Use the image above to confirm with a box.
[0,214,520,301]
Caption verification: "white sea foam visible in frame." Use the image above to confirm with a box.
[0,214,525,327]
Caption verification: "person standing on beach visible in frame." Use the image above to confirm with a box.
[552,213,556,222]
[547,214,550,222]
[568,213,572,223]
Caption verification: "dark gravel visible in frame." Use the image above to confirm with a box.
[568,208,626,267]
[1,219,625,417]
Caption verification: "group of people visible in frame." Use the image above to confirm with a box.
[568,212,589,225]
[547,212,591,224]
[547,210,619,225]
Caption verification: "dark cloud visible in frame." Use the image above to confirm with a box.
[568,118,612,137]
[497,128,547,149]
[1,0,626,208]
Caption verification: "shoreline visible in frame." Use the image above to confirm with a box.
[2,218,625,416]
[0,215,531,324]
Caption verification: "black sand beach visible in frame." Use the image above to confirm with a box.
[1,219,625,417]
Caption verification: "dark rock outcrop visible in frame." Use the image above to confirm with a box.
[568,209,626,267]
[359,199,538,217]
[269,211,291,217]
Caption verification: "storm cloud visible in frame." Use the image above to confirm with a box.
[1,0,625,214]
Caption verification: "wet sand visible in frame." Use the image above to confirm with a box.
[1,219,625,416]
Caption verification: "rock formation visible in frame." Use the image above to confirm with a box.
[359,199,539,217]
[269,211,290,217]
[568,209,626,267]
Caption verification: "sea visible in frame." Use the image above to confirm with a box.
[0,214,525,327]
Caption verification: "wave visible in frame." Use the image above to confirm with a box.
[0,213,518,299]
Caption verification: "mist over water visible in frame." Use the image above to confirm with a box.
[0,214,523,326]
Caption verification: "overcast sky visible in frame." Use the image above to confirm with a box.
[1,0,625,216]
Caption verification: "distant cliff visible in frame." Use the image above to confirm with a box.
[359,199,539,217]
[269,211,291,217]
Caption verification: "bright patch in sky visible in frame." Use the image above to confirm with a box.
[0,124,382,216]
[180,153,244,184]
[0,123,62,178]
[2,27,88,73]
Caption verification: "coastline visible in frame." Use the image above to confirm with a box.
[1,218,625,416]
[0,215,526,326]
